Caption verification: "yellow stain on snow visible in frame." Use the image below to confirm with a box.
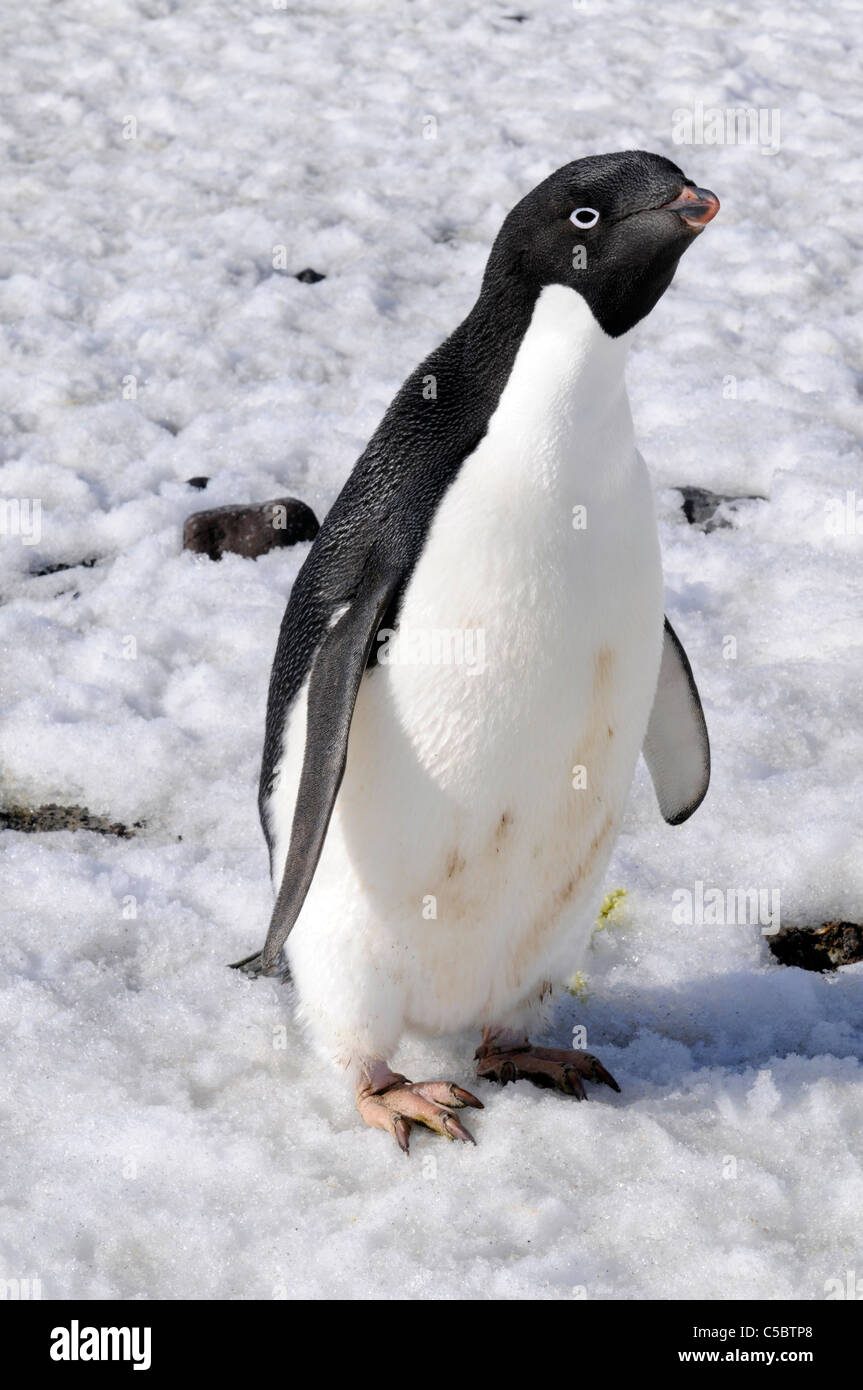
[595,887,628,929]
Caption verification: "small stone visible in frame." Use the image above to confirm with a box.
[768,920,863,972]
[676,485,765,533]
[295,267,326,283]
[30,557,98,578]
[183,496,319,561]
[0,803,142,838]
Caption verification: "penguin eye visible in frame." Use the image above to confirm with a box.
[570,207,600,229]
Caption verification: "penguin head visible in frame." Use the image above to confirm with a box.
[488,150,719,338]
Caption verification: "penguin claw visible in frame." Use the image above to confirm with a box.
[228,949,291,982]
[411,1080,484,1110]
[475,1043,620,1098]
[442,1113,477,1145]
[393,1115,412,1154]
[356,1077,481,1152]
[560,1066,587,1100]
[590,1059,622,1093]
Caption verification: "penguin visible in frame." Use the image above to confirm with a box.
[232,150,716,1152]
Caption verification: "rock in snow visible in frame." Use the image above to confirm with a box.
[0,804,142,839]
[769,922,863,973]
[183,498,319,561]
[676,485,766,532]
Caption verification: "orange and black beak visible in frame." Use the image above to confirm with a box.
[659,184,720,229]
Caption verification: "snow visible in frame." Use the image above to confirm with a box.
[2,0,863,1300]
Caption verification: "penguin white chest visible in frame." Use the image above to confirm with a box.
[334,286,664,1028]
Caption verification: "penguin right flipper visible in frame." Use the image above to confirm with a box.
[642,616,710,825]
[231,560,402,978]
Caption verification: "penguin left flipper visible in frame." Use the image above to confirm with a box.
[231,561,402,978]
[642,616,710,825]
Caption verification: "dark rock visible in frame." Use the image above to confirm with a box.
[676,485,765,533]
[295,267,326,283]
[0,803,143,838]
[30,557,99,578]
[768,921,863,972]
[183,496,319,561]
[186,476,210,490]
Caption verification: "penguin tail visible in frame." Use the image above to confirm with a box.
[228,950,292,983]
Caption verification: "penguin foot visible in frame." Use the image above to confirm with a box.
[228,949,292,982]
[356,1071,483,1154]
[475,1042,620,1099]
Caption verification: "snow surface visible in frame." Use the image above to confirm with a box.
[2,0,863,1301]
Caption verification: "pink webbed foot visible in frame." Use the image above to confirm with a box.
[475,1041,620,1100]
[357,1071,483,1154]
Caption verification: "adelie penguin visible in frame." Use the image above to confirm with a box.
[233,150,717,1152]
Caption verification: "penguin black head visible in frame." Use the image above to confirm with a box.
[486,150,719,338]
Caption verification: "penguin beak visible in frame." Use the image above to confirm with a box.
[658,185,720,229]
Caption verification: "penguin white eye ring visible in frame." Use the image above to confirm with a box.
[570,207,600,228]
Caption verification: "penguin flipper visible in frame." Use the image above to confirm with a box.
[231,561,401,978]
[642,616,710,825]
